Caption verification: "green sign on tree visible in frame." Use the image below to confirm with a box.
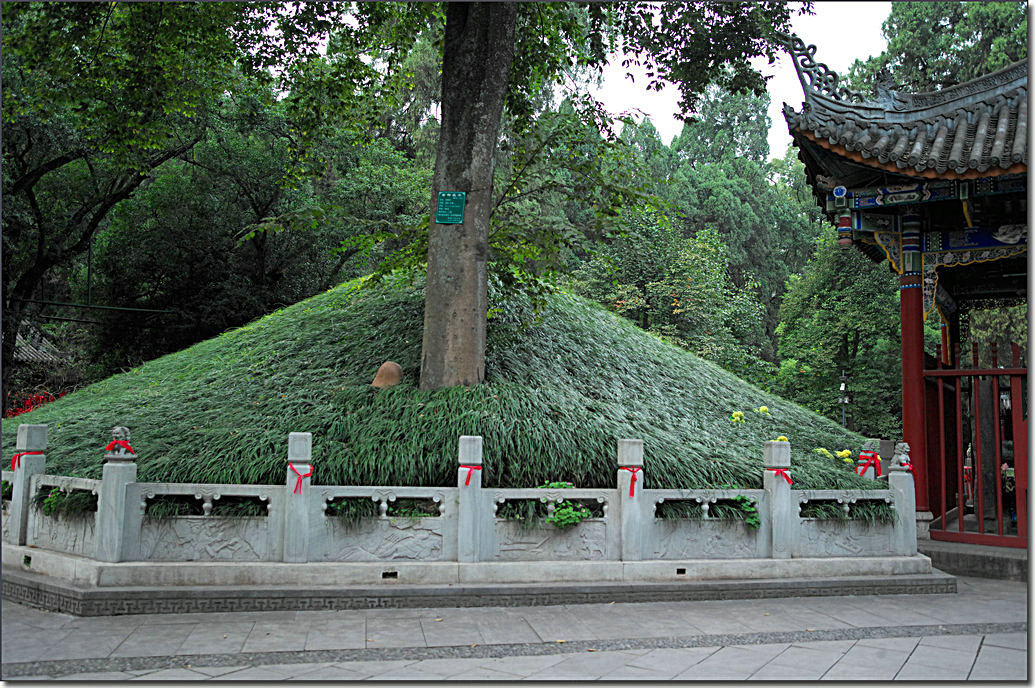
[435,191,466,225]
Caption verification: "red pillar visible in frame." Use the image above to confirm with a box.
[900,213,928,511]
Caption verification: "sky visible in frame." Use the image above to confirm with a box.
[592,1,893,161]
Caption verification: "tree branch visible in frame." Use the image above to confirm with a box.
[8,151,86,195]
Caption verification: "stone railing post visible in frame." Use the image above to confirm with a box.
[763,439,794,559]
[617,438,644,561]
[856,439,880,480]
[888,448,918,556]
[9,424,47,546]
[457,435,483,562]
[283,432,313,563]
[96,427,138,562]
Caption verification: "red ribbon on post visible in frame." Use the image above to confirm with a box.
[620,466,642,497]
[10,451,43,471]
[459,465,482,486]
[857,450,881,478]
[104,440,135,454]
[769,468,793,485]
[288,462,312,494]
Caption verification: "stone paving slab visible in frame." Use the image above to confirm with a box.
[820,658,904,681]
[474,652,569,677]
[983,631,1026,650]
[185,664,249,677]
[917,633,983,652]
[673,642,790,680]
[303,618,368,651]
[240,621,307,653]
[522,649,644,680]
[177,622,254,655]
[749,643,849,681]
[968,643,1028,681]
[129,667,214,680]
[1,575,1026,681]
[110,624,194,658]
[624,646,720,676]
[284,664,371,681]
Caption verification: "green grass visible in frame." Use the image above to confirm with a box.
[1,273,881,492]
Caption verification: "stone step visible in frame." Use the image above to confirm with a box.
[3,564,956,617]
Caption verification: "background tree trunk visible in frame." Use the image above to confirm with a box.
[419,2,516,390]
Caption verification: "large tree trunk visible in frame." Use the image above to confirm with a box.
[419,2,516,390]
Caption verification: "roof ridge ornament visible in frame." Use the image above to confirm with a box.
[776,31,868,104]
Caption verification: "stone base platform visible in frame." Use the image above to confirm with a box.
[2,545,955,616]
[919,539,1027,581]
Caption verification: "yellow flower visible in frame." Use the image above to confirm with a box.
[756,406,770,414]
[843,457,854,464]
[814,448,833,459]
[730,411,745,424]
[835,449,852,460]
[776,436,788,442]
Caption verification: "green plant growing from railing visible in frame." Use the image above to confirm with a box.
[212,497,267,517]
[496,498,546,529]
[324,497,440,529]
[655,485,761,529]
[546,500,592,529]
[1,479,11,501]
[31,485,98,520]
[496,482,596,530]
[800,499,895,524]
[387,498,440,522]
[654,500,704,519]
[325,497,379,529]
[144,495,269,519]
[145,497,198,519]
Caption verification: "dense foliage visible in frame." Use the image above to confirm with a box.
[771,230,904,438]
[845,1,1027,93]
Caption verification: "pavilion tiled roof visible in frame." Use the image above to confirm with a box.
[14,323,68,365]
[779,33,1027,180]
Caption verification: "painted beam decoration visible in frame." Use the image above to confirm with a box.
[827,176,1026,212]
[848,181,957,209]
[926,226,1028,251]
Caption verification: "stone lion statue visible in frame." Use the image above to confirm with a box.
[105,426,134,461]
[891,441,911,469]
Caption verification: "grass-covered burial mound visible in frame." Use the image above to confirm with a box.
[2,275,879,492]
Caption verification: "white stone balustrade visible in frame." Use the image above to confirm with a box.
[2,425,917,565]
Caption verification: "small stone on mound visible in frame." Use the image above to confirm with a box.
[371,361,403,388]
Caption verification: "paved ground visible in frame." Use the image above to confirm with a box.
[1,576,1026,681]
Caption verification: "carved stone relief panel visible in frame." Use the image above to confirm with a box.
[650,520,761,559]
[313,517,444,562]
[795,519,892,557]
[139,517,270,561]
[493,520,607,561]
[29,513,96,556]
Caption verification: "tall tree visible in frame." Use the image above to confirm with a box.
[0,2,348,413]
[413,1,805,388]
[845,1,1027,93]
[420,3,518,389]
